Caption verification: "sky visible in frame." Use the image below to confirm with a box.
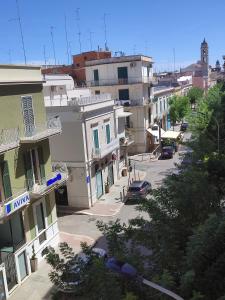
[0,0,224,71]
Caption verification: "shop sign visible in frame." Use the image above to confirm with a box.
[47,173,62,187]
[5,191,30,216]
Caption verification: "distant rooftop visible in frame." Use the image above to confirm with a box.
[85,55,153,67]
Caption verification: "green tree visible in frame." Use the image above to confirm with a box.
[187,87,204,105]
[169,95,190,124]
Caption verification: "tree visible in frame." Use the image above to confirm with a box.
[187,87,204,105]
[169,95,190,124]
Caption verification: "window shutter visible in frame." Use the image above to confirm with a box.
[37,147,46,184]
[106,124,111,144]
[1,161,12,199]
[93,129,99,149]
[23,151,34,190]
[21,96,35,136]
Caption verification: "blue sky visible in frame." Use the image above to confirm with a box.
[0,0,224,71]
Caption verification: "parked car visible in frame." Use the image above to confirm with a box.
[126,181,152,201]
[161,146,174,159]
[105,257,137,278]
[180,122,188,131]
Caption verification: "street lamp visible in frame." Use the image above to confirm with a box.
[106,257,184,300]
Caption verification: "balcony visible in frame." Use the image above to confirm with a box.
[115,98,150,107]
[26,163,68,199]
[92,138,119,160]
[87,76,152,87]
[0,189,30,220]
[119,133,134,147]
[20,117,62,143]
[0,128,19,154]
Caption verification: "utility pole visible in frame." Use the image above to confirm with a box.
[15,0,27,64]
[64,15,70,64]
[50,26,57,65]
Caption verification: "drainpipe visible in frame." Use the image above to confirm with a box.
[83,116,93,207]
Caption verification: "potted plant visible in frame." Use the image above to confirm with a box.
[105,177,110,193]
[30,245,38,272]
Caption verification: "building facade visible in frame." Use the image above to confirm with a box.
[85,55,154,154]
[0,65,67,298]
[44,75,131,208]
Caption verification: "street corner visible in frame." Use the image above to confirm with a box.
[59,231,95,252]
[74,202,124,217]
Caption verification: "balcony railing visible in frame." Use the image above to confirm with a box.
[68,93,112,106]
[87,76,152,87]
[25,163,68,199]
[20,117,62,143]
[115,98,150,107]
[0,128,19,154]
[92,138,119,160]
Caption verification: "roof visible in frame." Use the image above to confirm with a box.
[146,127,165,138]
[162,131,181,139]
[85,55,153,67]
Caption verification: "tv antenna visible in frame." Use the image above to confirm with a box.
[50,26,57,65]
[103,13,109,50]
[64,16,70,64]
[9,0,27,64]
[76,8,82,53]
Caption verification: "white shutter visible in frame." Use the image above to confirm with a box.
[21,96,35,136]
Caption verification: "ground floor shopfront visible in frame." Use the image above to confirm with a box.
[0,191,58,299]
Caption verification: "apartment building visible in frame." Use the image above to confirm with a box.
[44,75,131,208]
[0,65,67,298]
[85,54,154,154]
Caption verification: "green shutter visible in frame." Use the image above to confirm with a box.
[106,124,111,144]
[93,129,99,149]
[37,147,46,184]
[118,67,128,79]
[1,161,12,199]
[23,151,34,190]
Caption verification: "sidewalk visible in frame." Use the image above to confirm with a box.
[72,169,146,217]
[9,232,94,300]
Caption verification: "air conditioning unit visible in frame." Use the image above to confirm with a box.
[130,62,136,68]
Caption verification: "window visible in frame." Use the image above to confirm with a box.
[93,128,99,149]
[0,161,12,200]
[21,96,35,137]
[95,90,100,95]
[119,89,129,100]
[118,67,128,84]
[93,69,99,84]
[24,147,46,190]
[105,124,111,144]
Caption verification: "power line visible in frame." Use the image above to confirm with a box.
[50,26,56,65]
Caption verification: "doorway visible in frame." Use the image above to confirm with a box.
[108,163,114,187]
[96,171,103,199]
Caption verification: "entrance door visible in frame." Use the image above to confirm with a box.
[18,251,28,281]
[108,163,114,187]
[0,270,6,300]
[0,252,17,291]
[55,186,68,206]
[96,171,103,199]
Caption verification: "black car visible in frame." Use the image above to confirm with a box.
[180,122,188,131]
[126,181,152,201]
[161,146,174,159]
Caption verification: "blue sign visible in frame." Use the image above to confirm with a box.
[5,192,30,216]
[47,173,62,187]
[86,176,90,183]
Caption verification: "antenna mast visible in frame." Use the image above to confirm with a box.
[76,8,82,53]
[103,13,108,50]
[50,26,57,65]
[64,16,70,64]
[15,0,27,64]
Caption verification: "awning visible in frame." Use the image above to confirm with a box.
[117,112,133,118]
[146,128,165,138]
[162,131,181,139]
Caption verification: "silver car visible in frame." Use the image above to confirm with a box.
[126,181,152,202]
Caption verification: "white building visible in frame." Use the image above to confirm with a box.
[85,55,154,154]
[44,75,132,208]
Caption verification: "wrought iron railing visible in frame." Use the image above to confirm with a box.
[87,76,152,87]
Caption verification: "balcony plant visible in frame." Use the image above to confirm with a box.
[105,177,110,193]
[30,244,38,272]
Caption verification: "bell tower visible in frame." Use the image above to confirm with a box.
[201,38,208,65]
